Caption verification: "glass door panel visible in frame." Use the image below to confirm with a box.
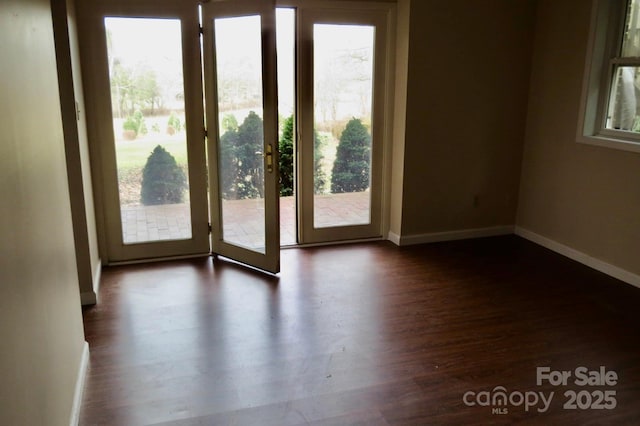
[202,1,280,273]
[214,15,266,252]
[105,17,192,245]
[313,24,375,229]
[299,9,388,244]
[276,8,297,246]
[76,0,210,263]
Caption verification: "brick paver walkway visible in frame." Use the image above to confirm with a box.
[121,192,370,247]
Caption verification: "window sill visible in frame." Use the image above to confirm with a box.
[577,133,640,154]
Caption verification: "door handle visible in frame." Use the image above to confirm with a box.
[265,143,273,173]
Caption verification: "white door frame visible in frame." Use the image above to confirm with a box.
[296,5,392,244]
[202,0,281,273]
[76,0,210,263]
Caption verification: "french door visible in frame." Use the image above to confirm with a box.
[78,0,280,272]
[297,7,388,244]
[78,0,390,271]
[77,1,210,263]
[201,1,280,273]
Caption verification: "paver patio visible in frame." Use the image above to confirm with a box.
[121,192,370,247]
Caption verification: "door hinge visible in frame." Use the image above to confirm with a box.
[204,128,208,138]
[198,24,203,35]
[208,222,212,234]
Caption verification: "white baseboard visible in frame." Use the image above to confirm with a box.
[92,259,101,301]
[80,259,101,306]
[387,231,401,245]
[70,342,89,426]
[385,225,640,289]
[515,226,640,289]
[389,225,514,246]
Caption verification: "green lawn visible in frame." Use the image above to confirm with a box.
[115,134,188,171]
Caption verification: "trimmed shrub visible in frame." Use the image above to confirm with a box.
[140,145,187,205]
[278,115,327,196]
[314,131,327,194]
[134,110,147,135]
[279,115,294,196]
[216,111,265,199]
[330,118,371,193]
[167,112,182,134]
[123,116,138,139]
[219,129,239,199]
[235,111,264,199]
[122,110,147,139]
[222,113,238,132]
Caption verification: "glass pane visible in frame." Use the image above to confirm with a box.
[622,0,640,57]
[105,18,192,245]
[276,9,297,245]
[606,66,640,132]
[313,24,374,228]
[214,16,266,253]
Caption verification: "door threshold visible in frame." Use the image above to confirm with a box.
[107,252,211,267]
[281,236,384,250]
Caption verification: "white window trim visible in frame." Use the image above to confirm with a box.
[577,0,640,154]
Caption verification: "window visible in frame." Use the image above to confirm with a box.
[578,0,640,153]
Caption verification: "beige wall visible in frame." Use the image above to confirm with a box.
[388,0,410,237]
[398,0,536,236]
[0,0,87,424]
[52,0,102,304]
[518,0,640,276]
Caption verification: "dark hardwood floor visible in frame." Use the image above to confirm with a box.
[79,236,640,425]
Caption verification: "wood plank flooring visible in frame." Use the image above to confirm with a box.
[79,236,640,425]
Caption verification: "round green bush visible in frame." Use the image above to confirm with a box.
[331,118,371,193]
[140,145,187,205]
